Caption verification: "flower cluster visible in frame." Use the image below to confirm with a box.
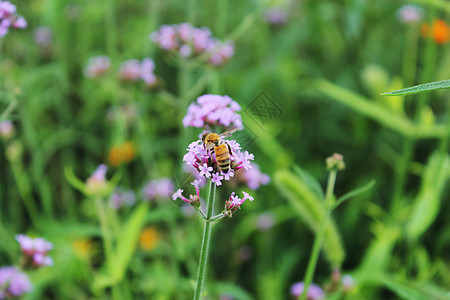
[396,5,423,24]
[0,266,32,299]
[326,153,345,171]
[84,56,111,78]
[0,1,26,38]
[183,94,243,129]
[235,162,270,190]
[15,234,53,268]
[141,178,175,201]
[119,58,157,87]
[109,187,136,210]
[223,191,254,217]
[150,23,234,66]
[183,137,253,186]
[290,282,324,300]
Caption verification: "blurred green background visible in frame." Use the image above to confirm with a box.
[0,0,449,299]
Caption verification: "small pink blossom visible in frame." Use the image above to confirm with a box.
[211,172,223,186]
[84,56,110,78]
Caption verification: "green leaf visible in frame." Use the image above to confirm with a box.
[93,203,149,291]
[381,79,450,96]
[212,282,253,300]
[333,180,375,210]
[64,165,87,194]
[315,79,447,139]
[275,170,345,268]
[380,278,450,300]
[406,152,450,240]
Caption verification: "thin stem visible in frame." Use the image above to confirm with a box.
[300,170,337,300]
[193,180,216,300]
[94,196,113,269]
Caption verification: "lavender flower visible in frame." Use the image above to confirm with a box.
[172,181,201,207]
[290,282,324,300]
[119,57,157,87]
[182,135,253,183]
[33,26,52,47]
[109,187,136,209]
[183,94,243,129]
[85,164,109,195]
[0,1,27,38]
[119,59,141,81]
[0,266,32,299]
[0,119,14,139]
[397,5,423,24]
[15,234,53,268]
[342,275,355,292]
[256,213,275,231]
[84,56,111,78]
[236,162,270,190]
[151,23,234,66]
[224,191,254,217]
[264,8,289,26]
[141,178,175,201]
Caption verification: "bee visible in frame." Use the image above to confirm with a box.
[201,128,241,173]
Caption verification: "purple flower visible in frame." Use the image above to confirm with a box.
[211,172,224,186]
[0,266,32,299]
[172,185,201,206]
[182,136,254,182]
[224,191,255,217]
[290,282,324,300]
[342,275,355,291]
[0,119,14,139]
[397,5,423,24]
[15,234,53,268]
[109,187,136,209]
[119,59,141,81]
[84,56,111,78]
[119,57,158,87]
[199,163,213,178]
[264,8,289,26]
[256,213,274,231]
[0,1,26,38]
[141,178,175,201]
[172,189,185,201]
[150,23,234,66]
[183,94,243,129]
[33,26,52,47]
[236,162,270,190]
[86,164,109,194]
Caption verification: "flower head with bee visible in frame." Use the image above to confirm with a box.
[183,129,254,186]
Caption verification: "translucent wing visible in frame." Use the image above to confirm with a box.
[218,127,242,138]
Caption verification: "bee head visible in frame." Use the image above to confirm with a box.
[201,132,210,143]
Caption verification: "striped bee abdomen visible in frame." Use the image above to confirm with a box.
[215,143,231,173]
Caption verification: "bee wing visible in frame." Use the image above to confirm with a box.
[218,127,242,138]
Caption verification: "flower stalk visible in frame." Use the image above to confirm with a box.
[193,180,216,300]
[300,153,345,300]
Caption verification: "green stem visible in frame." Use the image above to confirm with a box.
[193,180,216,300]
[300,170,337,300]
[391,8,437,211]
[94,196,113,268]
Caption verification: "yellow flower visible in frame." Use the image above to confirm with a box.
[139,227,159,251]
[108,141,136,167]
[421,19,450,44]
